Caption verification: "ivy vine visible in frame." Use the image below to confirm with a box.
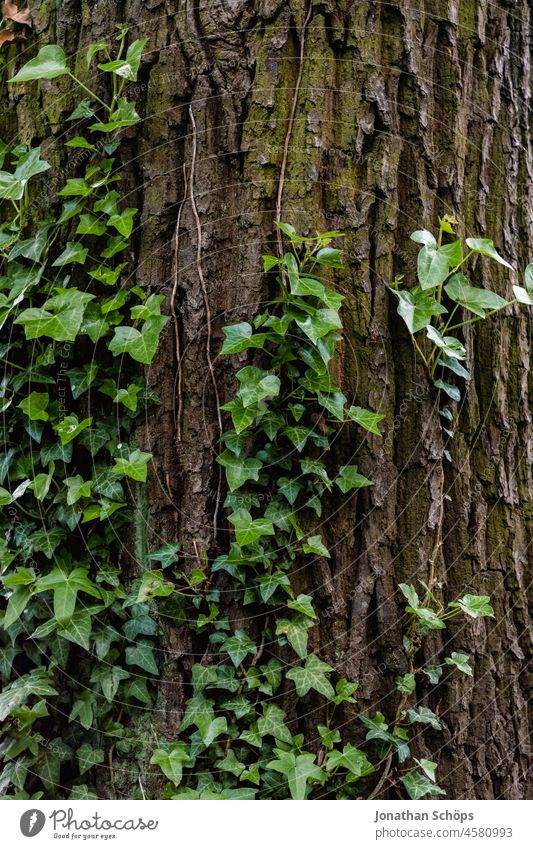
[0,32,508,802]
[0,32,168,799]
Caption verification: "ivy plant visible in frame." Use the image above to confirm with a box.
[390,215,532,445]
[0,30,169,800]
[145,224,494,800]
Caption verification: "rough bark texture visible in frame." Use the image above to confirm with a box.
[3,0,532,799]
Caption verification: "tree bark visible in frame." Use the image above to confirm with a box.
[4,0,532,799]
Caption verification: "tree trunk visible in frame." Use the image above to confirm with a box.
[4,0,531,799]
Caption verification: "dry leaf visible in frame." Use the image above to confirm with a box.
[0,28,15,44]
[2,2,32,26]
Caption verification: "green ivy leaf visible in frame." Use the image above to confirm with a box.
[217,450,262,491]
[465,237,513,269]
[400,771,445,800]
[150,743,191,787]
[221,322,269,355]
[125,641,159,675]
[220,629,256,667]
[325,744,374,778]
[10,45,70,82]
[407,706,442,730]
[98,39,147,82]
[445,652,473,676]
[390,287,447,334]
[257,704,292,744]
[335,464,373,493]
[112,448,153,482]
[395,672,416,693]
[108,315,169,364]
[275,617,310,660]
[268,750,325,800]
[136,569,175,602]
[448,594,494,618]
[346,405,384,435]
[52,241,89,267]
[302,534,330,558]
[287,594,316,619]
[417,245,449,290]
[148,542,181,567]
[77,743,105,775]
[228,508,275,546]
[286,654,335,699]
[55,415,93,445]
[17,391,49,422]
[444,273,508,317]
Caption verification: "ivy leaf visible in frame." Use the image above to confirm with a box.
[52,241,89,267]
[399,583,419,609]
[417,245,449,290]
[426,325,466,360]
[445,652,473,676]
[410,229,436,248]
[236,366,281,408]
[217,450,262,491]
[148,542,181,567]
[57,610,92,650]
[347,405,384,435]
[150,743,191,787]
[335,464,373,493]
[107,207,137,237]
[400,771,445,800]
[35,566,101,624]
[10,45,70,82]
[286,654,335,699]
[360,712,394,743]
[55,415,92,445]
[423,665,443,685]
[257,704,292,744]
[434,379,461,402]
[415,758,438,781]
[295,308,342,344]
[16,290,94,342]
[17,391,49,421]
[302,534,330,558]
[438,239,463,266]
[3,585,32,629]
[220,629,256,667]
[287,594,316,619]
[407,706,442,730]
[136,569,174,602]
[396,673,416,693]
[228,508,275,546]
[90,98,140,132]
[221,398,262,434]
[77,743,104,775]
[98,39,147,82]
[444,273,508,318]
[220,322,269,355]
[268,750,325,800]
[465,237,513,269]
[408,605,446,630]
[325,744,374,778]
[108,315,169,364]
[112,449,153,482]
[90,664,129,701]
[69,692,93,731]
[390,287,447,333]
[125,641,159,675]
[275,617,310,660]
[64,475,92,505]
[448,594,494,618]
[0,669,57,722]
